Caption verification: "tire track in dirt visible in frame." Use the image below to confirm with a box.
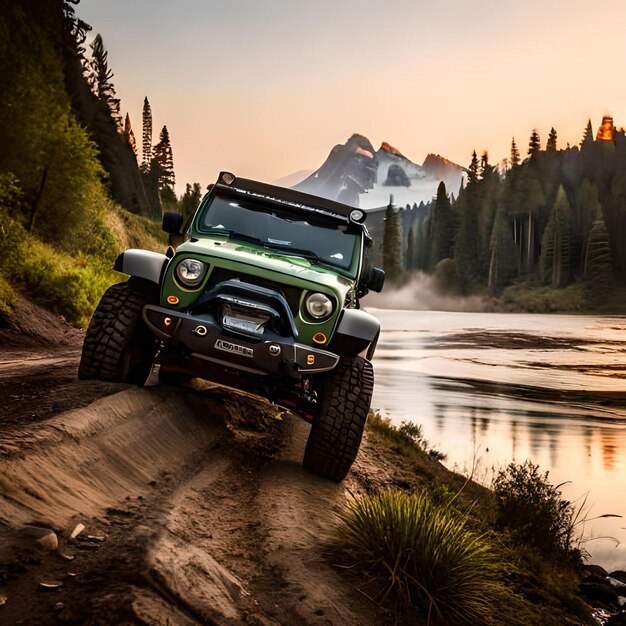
[0,381,387,625]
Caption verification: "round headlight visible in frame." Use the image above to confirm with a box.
[175,258,206,287]
[305,292,333,319]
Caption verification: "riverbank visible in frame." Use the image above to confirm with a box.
[0,297,625,624]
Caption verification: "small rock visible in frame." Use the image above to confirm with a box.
[0,593,6,606]
[69,523,85,540]
[83,534,106,542]
[38,580,63,591]
[36,531,58,552]
[59,552,75,561]
[76,542,100,551]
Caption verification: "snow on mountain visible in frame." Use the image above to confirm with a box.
[271,169,314,188]
[292,135,464,210]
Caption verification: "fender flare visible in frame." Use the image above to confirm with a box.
[114,249,169,285]
[329,308,381,359]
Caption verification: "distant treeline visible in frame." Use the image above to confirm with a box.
[381,121,626,309]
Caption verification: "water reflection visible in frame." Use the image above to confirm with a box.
[369,309,626,569]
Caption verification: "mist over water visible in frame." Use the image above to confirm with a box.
[363,272,487,312]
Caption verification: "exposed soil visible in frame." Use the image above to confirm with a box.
[0,298,451,625]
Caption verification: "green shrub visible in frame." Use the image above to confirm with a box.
[332,490,510,625]
[0,273,16,319]
[500,281,583,313]
[367,412,446,461]
[492,461,580,563]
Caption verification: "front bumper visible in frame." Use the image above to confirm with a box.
[142,305,339,378]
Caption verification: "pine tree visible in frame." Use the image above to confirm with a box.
[479,151,489,180]
[428,181,455,270]
[467,150,479,185]
[88,34,122,131]
[528,129,541,156]
[406,226,416,270]
[152,125,175,191]
[382,195,403,283]
[510,138,520,167]
[141,97,152,172]
[454,189,480,292]
[180,182,202,221]
[488,206,517,293]
[584,207,613,305]
[546,127,557,152]
[124,113,137,157]
[540,186,572,288]
[581,119,594,148]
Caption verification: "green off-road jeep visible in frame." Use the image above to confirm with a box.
[79,172,385,481]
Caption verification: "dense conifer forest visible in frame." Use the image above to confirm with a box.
[383,120,626,312]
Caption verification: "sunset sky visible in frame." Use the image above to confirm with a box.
[78,0,626,193]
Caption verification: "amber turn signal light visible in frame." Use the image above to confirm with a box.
[312,332,327,344]
[166,295,179,305]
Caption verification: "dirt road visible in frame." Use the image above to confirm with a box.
[0,299,393,625]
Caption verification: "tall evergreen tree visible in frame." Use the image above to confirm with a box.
[467,150,480,185]
[528,129,541,156]
[488,206,517,293]
[382,195,403,283]
[141,97,152,172]
[581,119,594,148]
[540,185,572,288]
[546,127,558,152]
[584,207,613,305]
[124,113,137,157]
[152,125,175,191]
[428,181,455,270]
[180,182,202,221]
[88,34,122,131]
[510,138,520,167]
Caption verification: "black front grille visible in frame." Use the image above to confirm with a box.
[206,267,302,316]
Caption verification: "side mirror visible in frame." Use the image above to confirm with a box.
[367,267,385,293]
[162,211,184,235]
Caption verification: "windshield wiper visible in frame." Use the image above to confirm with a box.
[226,231,320,264]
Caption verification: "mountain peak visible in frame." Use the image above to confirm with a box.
[379,141,406,158]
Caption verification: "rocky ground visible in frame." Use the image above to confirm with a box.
[1,297,625,625]
[0,298,425,625]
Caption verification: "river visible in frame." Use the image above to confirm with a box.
[368,309,626,570]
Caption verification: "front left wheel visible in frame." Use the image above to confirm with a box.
[302,356,374,482]
[78,281,157,385]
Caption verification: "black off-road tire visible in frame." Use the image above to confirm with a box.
[303,356,374,482]
[78,281,157,385]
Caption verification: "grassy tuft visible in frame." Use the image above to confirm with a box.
[332,490,511,625]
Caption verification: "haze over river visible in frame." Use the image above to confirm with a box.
[369,309,626,570]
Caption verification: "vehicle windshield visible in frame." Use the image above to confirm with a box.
[197,193,359,271]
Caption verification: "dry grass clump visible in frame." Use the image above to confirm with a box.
[332,489,511,625]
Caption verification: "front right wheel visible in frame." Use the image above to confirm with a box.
[302,356,374,482]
